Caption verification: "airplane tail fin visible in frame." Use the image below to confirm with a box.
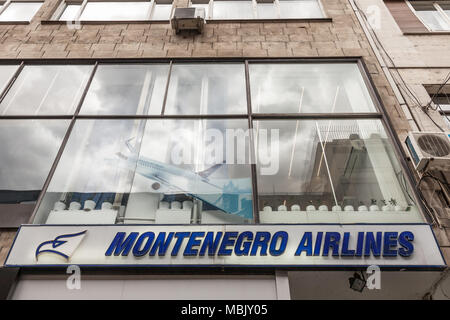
[125,137,137,154]
[197,161,226,178]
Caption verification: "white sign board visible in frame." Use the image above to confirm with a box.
[4,224,445,268]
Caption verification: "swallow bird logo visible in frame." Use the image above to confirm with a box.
[35,230,87,262]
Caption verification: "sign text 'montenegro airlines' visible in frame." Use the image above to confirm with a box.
[106,230,414,258]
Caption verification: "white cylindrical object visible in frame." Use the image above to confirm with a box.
[318,205,328,211]
[291,204,301,211]
[53,201,66,211]
[69,201,81,211]
[306,205,316,211]
[332,205,342,212]
[101,202,113,210]
[277,205,287,211]
[171,201,182,210]
[84,200,96,211]
[344,205,354,212]
[263,206,272,212]
[369,205,380,212]
[358,205,368,212]
[159,201,170,209]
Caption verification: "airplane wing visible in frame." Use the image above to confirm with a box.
[196,161,225,179]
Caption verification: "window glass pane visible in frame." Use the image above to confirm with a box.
[250,63,376,113]
[191,3,209,18]
[0,65,92,115]
[80,2,151,21]
[59,4,81,20]
[33,119,141,224]
[279,0,323,19]
[439,2,450,31]
[412,2,450,31]
[257,2,277,19]
[444,116,450,129]
[131,119,253,224]
[444,7,450,19]
[213,1,253,19]
[0,120,69,205]
[0,2,43,21]
[441,2,450,17]
[152,4,173,20]
[165,63,247,115]
[255,119,422,224]
[34,119,253,225]
[433,94,450,111]
[0,64,18,95]
[80,64,168,115]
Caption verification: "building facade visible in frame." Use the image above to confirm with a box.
[0,0,448,300]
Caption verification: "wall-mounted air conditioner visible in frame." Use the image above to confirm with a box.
[405,132,450,171]
[171,7,205,34]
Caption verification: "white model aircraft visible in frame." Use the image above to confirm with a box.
[113,139,253,219]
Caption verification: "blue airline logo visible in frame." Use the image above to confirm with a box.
[36,230,87,261]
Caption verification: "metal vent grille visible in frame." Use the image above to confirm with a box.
[417,134,450,157]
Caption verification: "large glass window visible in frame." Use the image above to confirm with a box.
[55,0,173,21]
[0,120,69,204]
[8,60,421,226]
[190,0,324,19]
[165,63,248,115]
[255,119,421,223]
[80,64,169,115]
[33,119,253,225]
[0,1,43,22]
[250,63,376,113]
[0,65,92,115]
[409,1,450,31]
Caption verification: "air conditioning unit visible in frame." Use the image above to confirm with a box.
[405,132,450,171]
[171,7,205,34]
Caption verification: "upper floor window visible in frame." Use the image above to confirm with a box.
[190,0,324,20]
[0,64,18,95]
[432,94,450,128]
[0,64,92,115]
[54,0,173,21]
[409,1,450,31]
[0,0,43,22]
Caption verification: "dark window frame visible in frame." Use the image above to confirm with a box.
[0,57,427,226]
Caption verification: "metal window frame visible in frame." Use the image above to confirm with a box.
[189,0,325,20]
[407,0,450,32]
[52,0,173,21]
[0,57,427,226]
[0,0,44,22]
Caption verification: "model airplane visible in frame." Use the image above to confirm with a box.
[112,138,253,220]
